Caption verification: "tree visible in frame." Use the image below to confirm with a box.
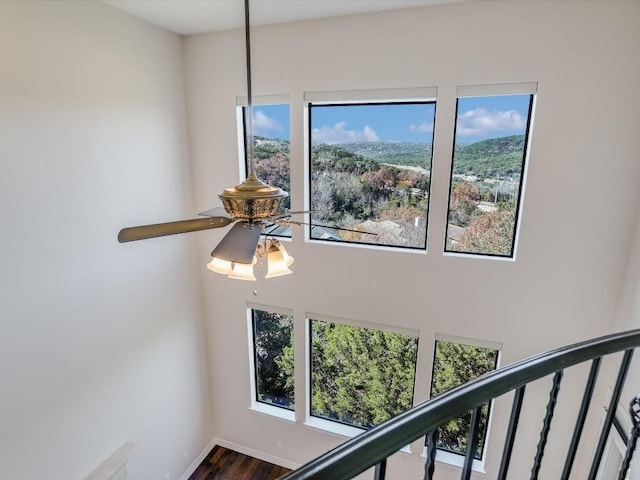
[256,152,290,211]
[431,341,498,458]
[449,181,480,227]
[253,310,295,409]
[310,320,418,428]
[454,207,516,256]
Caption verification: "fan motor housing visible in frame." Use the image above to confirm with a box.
[219,175,288,221]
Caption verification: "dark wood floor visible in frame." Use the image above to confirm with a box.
[189,445,291,480]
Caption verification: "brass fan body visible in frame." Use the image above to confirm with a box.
[218,173,288,222]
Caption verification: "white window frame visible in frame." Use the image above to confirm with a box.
[246,302,296,423]
[422,333,502,473]
[304,311,419,451]
[236,93,290,182]
[303,87,438,252]
[444,82,538,261]
[236,94,292,239]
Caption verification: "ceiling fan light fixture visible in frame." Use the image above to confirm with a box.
[264,244,293,278]
[227,256,258,281]
[207,256,233,275]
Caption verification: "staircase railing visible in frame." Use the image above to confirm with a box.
[279,328,640,480]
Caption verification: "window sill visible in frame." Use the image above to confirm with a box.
[249,402,296,424]
[304,416,411,454]
[421,447,486,474]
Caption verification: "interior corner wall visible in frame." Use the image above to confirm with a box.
[184,1,640,478]
[0,2,212,479]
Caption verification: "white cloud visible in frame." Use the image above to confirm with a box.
[362,126,379,142]
[409,122,434,133]
[312,121,380,144]
[252,110,283,136]
[456,108,526,137]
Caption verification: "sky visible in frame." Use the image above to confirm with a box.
[249,94,532,144]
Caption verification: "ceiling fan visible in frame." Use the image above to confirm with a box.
[118,0,295,280]
[118,0,374,280]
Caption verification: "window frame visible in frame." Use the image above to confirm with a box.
[246,303,296,423]
[305,313,420,441]
[304,87,438,252]
[423,333,502,472]
[236,95,292,238]
[443,83,537,260]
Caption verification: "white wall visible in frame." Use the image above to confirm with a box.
[185,1,640,478]
[0,2,212,479]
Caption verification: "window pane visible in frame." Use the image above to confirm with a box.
[445,94,533,257]
[310,319,419,429]
[252,309,294,410]
[309,102,435,249]
[243,104,291,235]
[429,340,499,459]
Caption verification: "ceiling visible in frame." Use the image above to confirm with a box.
[101,0,473,36]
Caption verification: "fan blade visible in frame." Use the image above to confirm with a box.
[211,222,263,264]
[276,219,377,236]
[268,210,314,221]
[118,217,232,243]
[198,206,232,218]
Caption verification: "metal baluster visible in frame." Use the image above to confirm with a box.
[617,395,640,480]
[588,349,634,480]
[373,458,387,480]
[531,370,563,480]
[561,358,601,479]
[462,406,482,480]
[498,385,526,480]
[423,429,438,480]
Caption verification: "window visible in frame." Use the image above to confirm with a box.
[240,100,291,235]
[308,317,419,433]
[250,308,294,412]
[445,91,534,257]
[308,100,435,249]
[428,336,500,464]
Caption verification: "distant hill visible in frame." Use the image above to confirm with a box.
[256,134,526,178]
[340,142,432,168]
[452,135,525,178]
[254,136,290,159]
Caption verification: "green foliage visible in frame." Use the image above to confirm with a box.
[310,143,430,247]
[250,138,292,213]
[255,151,291,211]
[448,182,481,228]
[453,135,525,177]
[431,341,499,458]
[451,207,517,256]
[310,320,418,429]
[253,310,295,409]
[252,135,523,250]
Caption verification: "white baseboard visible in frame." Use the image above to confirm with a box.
[214,438,301,470]
[178,438,217,480]
[179,436,301,479]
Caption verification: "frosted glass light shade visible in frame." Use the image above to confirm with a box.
[207,257,233,275]
[228,257,257,281]
[265,250,292,278]
[280,243,294,267]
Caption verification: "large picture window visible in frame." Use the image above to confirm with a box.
[309,318,419,432]
[445,92,534,257]
[308,101,435,249]
[428,337,500,463]
[251,308,295,411]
